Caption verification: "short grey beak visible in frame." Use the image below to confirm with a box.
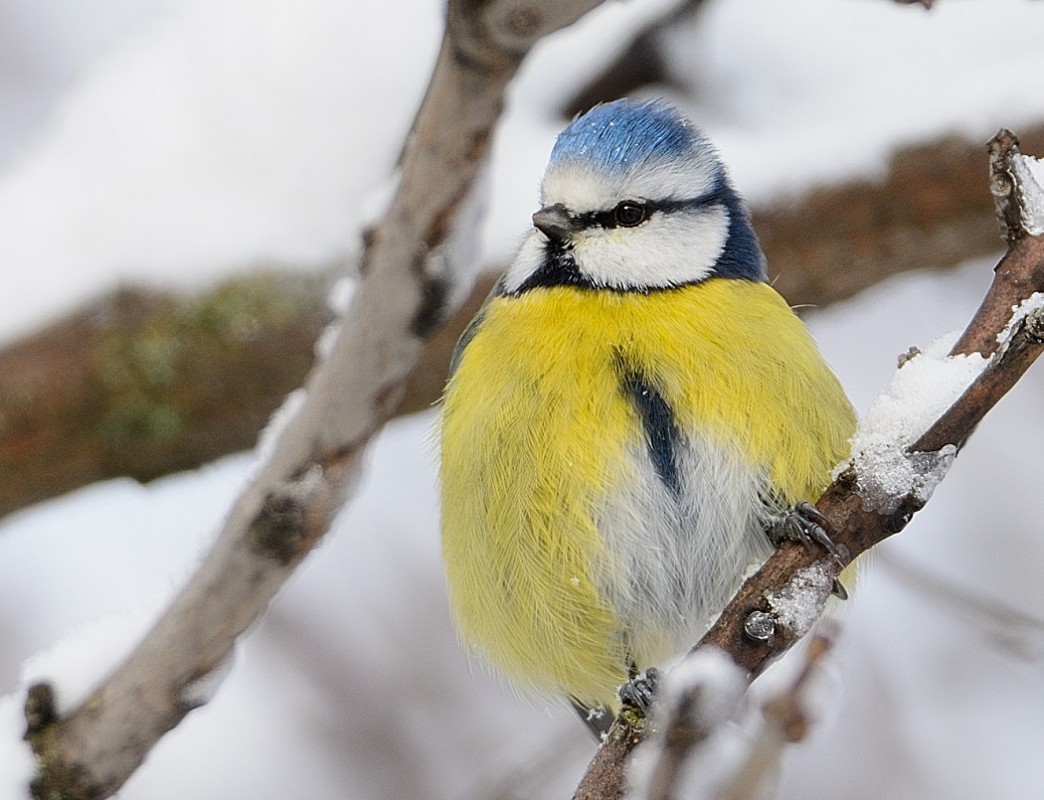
[532,203,576,243]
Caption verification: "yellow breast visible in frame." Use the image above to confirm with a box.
[439,278,855,705]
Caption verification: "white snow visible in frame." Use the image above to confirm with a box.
[256,388,309,463]
[851,333,986,513]
[765,564,835,639]
[997,291,1044,352]
[1011,153,1044,235]
[658,0,1044,202]
[19,603,167,716]
[0,0,442,342]
[179,653,235,710]
[2,0,1044,798]
[659,647,748,725]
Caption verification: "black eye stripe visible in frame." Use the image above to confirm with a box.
[573,186,725,231]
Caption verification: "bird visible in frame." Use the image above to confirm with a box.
[438,98,856,729]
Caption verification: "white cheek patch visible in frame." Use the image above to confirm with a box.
[574,205,730,289]
[500,232,546,294]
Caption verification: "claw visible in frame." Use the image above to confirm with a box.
[794,500,828,528]
[768,501,844,565]
[832,578,849,600]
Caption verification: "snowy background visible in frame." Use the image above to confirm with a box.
[2,0,1044,797]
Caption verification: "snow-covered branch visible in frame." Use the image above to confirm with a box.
[20,1,606,797]
[572,130,1044,800]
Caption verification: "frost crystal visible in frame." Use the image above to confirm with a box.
[851,333,985,514]
[1011,153,1044,236]
[765,563,833,637]
[857,444,957,516]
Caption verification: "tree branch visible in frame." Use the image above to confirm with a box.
[572,131,1044,800]
[21,1,607,797]
[0,272,334,518]
[7,123,1043,522]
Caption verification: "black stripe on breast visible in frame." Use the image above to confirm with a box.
[614,354,682,497]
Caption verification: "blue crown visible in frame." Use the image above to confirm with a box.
[547,99,705,175]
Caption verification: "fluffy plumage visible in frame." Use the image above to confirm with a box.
[439,99,855,708]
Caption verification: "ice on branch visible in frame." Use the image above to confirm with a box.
[1011,153,1044,236]
[997,291,1044,352]
[850,333,986,514]
[765,563,835,639]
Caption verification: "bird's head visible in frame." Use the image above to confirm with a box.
[501,98,766,295]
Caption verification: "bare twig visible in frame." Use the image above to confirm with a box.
[21,1,607,797]
[572,131,1044,800]
[989,129,1025,246]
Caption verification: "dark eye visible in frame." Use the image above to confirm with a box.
[612,201,647,227]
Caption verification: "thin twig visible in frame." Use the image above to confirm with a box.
[989,129,1025,247]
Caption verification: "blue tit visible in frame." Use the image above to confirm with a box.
[438,98,856,718]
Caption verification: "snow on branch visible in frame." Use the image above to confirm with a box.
[20,1,606,798]
[1010,154,1044,236]
[572,130,1044,800]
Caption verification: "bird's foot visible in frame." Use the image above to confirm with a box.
[767,501,849,598]
[618,667,661,718]
[767,501,842,559]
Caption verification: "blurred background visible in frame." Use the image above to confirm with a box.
[2,0,1044,797]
